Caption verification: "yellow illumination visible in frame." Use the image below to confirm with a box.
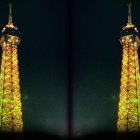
[127,37,130,40]
[0,37,23,132]
[134,42,137,46]
[117,42,140,132]
[117,4,140,132]
[0,2,23,132]
[3,42,6,47]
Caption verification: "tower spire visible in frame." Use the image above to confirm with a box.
[8,2,13,25]
[128,3,132,25]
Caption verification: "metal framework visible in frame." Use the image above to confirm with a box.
[0,3,23,132]
[117,4,140,132]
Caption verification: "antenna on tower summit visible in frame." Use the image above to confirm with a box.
[8,2,13,25]
[127,3,132,25]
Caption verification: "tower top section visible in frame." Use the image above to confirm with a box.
[123,3,135,29]
[119,4,140,46]
[120,3,139,36]
[0,1,20,46]
[5,1,17,30]
[1,1,20,37]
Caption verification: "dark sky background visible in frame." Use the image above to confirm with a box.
[0,0,140,138]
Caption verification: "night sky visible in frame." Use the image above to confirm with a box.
[0,0,140,138]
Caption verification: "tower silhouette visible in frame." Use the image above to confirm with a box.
[0,2,23,131]
[117,4,140,132]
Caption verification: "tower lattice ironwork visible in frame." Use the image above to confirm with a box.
[0,2,23,132]
[117,4,140,132]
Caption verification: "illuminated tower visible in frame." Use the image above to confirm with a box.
[117,4,140,132]
[0,2,23,131]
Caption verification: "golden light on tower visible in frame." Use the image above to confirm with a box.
[0,2,23,131]
[117,4,140,132]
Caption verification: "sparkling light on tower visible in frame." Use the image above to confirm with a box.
[0,2,23,131]
[117,4,140,132]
